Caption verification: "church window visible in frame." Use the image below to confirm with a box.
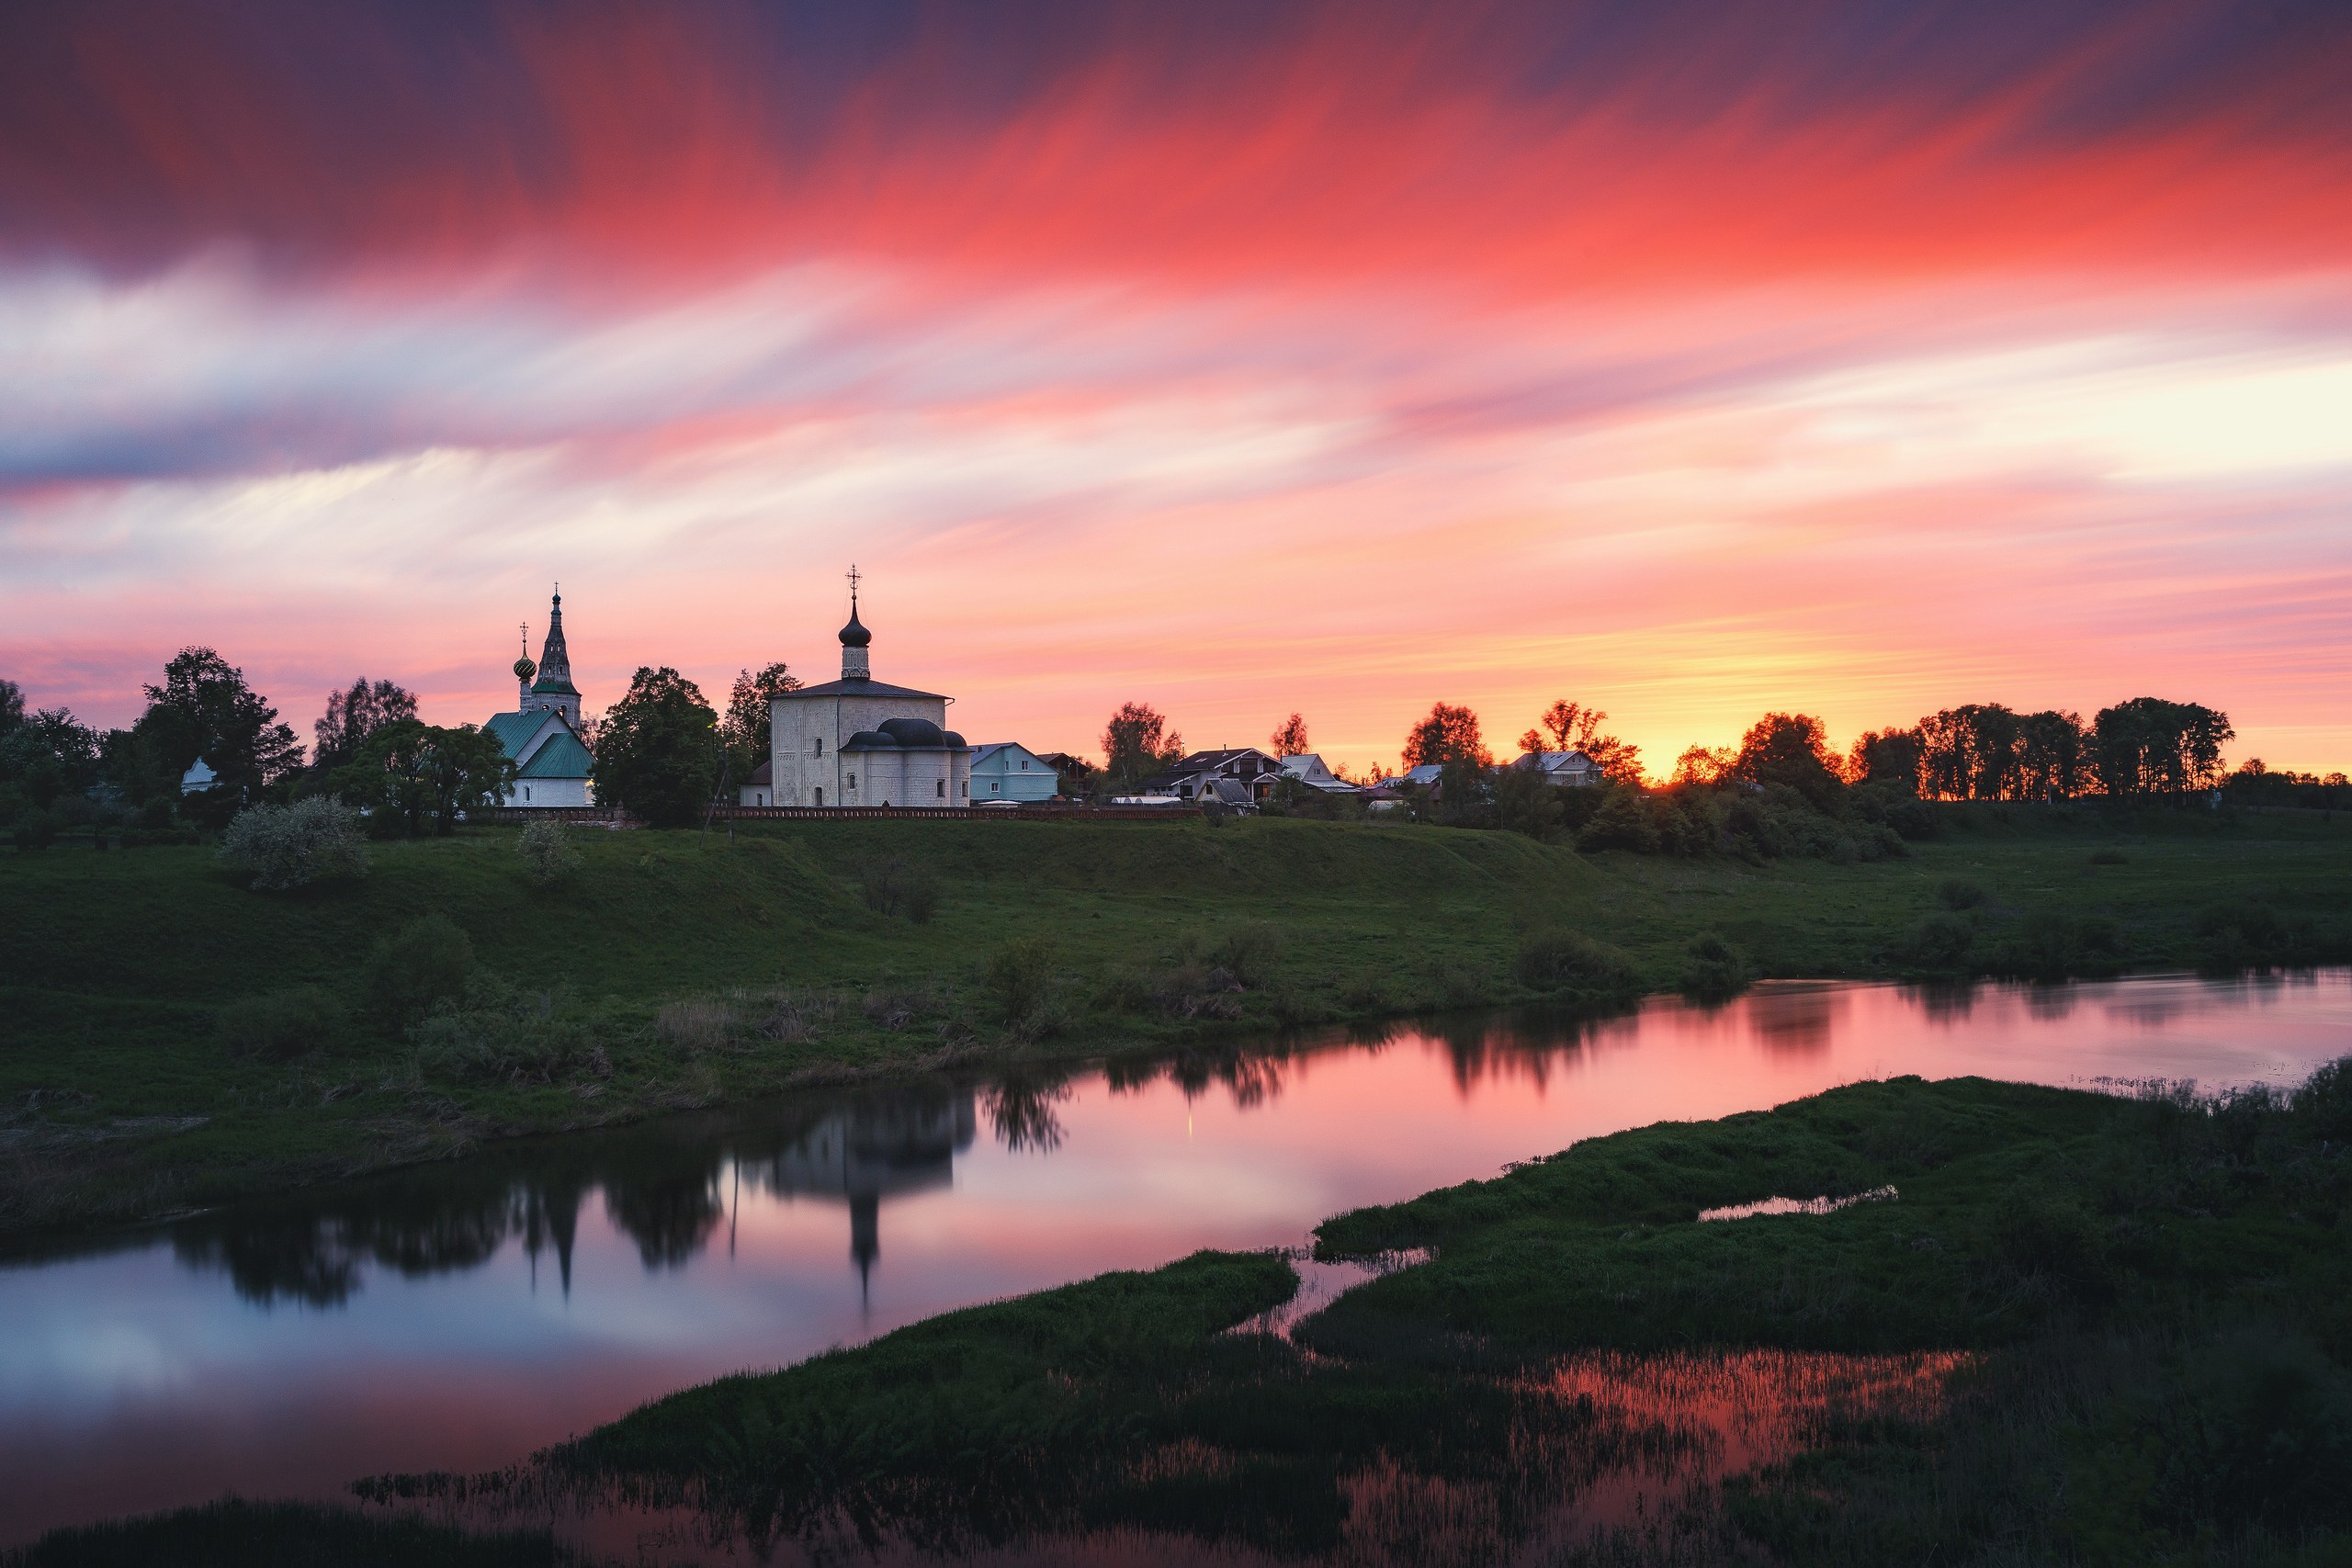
[812,738,824,757]
[848,773,858,791]
[814,786,823,806]
[935,779,944,797]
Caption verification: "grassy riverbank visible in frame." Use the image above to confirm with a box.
[5,807,2348,1235]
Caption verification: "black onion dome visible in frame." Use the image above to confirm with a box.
[513,656,537,682]
[939,729,966,749]
[841,729,895,752]
[838,602,872,649]
[877,716,944,747]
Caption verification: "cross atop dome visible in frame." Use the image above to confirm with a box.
[839,564,873,675]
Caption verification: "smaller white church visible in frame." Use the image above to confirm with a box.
[769,571,970,808]
[486,589,595,807]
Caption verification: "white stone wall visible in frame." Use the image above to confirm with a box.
[508,777,592,807]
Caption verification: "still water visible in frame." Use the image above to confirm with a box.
[5,973,2349,1547]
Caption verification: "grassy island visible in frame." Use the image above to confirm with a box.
[4,807,2348,1235]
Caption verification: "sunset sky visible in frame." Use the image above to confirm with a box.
[4,0,2347,775]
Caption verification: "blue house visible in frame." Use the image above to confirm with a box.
[968,742,1059,804]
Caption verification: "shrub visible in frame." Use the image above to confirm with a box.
[516,817,583,886]
[859,857,942,923]
[1210,922,1284,988]
[138,796,177,830]
[1681,932,1752,1001]
[1907,911,1975,970]
[1938,877,1987,911]
[363,913,475,1026]
[1996,910,2126,982]
[11,808,59,852]
[215,985,346,1061]
[984,936,1057,1030]
[220,797,369,891]
[655,998,737,1052]
[2196,900,2302,970]
[1515,930,1639,994]
[2088,847,2129,866]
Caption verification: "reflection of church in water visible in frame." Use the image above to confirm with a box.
[748,1090,978,1299]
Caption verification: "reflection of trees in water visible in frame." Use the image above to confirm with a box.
[983,1074,1071,1153]
[1908,980,1982,1024]
[1744,985,1842,1054]
[167,1089,970,1306]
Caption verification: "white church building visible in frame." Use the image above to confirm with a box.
[485,589,595,807]
[768,573,971,808]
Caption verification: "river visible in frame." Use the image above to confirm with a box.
[5,971,2349,1548]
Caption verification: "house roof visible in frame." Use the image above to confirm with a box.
[516,731,594,779]
[744,758,773,785]
[775,676,947,701]
[971,741,1048,768]
[1521,749,1596,771]
[485,710,555,760]
[1392,763,1445,786]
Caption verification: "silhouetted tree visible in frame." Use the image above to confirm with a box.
[594,667,718,827]
[1102,702,1184,789]
[0,703,99,810]
[312,678,419,772]
[1728,713,1843,809]
[1268,713,1310,757]
[1403,702,1489,768]
[1848,728,1924,794]
[2094,698,2233,796]
[718,662,802,782]
[1671,746,1734,786]
[141,648,303,800]
[2014,710,2089,800]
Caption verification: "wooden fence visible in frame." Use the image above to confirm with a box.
[467,804,1200,827]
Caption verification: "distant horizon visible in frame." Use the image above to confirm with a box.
[5,0,2347,776]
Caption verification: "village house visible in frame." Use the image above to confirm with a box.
[969,741,1058,803]
[1515,749,1603,786]
[1277,752,1361,794]
[1142,747,1286,805]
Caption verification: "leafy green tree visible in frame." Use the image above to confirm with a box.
[141,648,302,800]
[1403,702,1489,769]
[0,705,100,808]
[718,662,801,784]
[329,720,514,836]
[311,678,418,772]
[1102,702,1184,790]
[594,667,718,827]
[1727,712,1844,810]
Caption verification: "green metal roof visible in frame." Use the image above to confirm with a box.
[483,711,542,760]
[516,731,594,779]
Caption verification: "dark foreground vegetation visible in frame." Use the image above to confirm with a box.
[6,804,2351,1236]
[516,1065,2352,1564]
[36,1064,2342,1565]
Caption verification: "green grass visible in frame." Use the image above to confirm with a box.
[0,1498,577,1567]
[4,805,2348,1234]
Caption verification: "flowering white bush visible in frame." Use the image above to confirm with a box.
[220,796,370,891]
[516,816,583,886]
